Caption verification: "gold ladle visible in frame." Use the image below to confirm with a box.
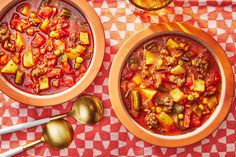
[0,95,104,135]
[0,119,74,157]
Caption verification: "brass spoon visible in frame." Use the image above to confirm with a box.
[0,95,104,135]
[0,119,74,157]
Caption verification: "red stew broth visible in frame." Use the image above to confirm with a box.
[120,34,221,135]
[0,0,93,95]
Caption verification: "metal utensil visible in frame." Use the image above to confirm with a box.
[0,95,104,135]
[0,119,74,157]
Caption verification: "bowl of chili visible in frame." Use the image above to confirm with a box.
[0,0,105,106]
[109,22,234,147]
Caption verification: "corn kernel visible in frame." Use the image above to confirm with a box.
[178,114,184,120]
[49,31,60,38]
[76,57,84,63]
[157,59,163,66]
[187,94,194,101]
[192,92,200,98]
[74,63,81,70]
[203,98,208,104]
[192,60,196,65]
[156,107,162,113]
[54,50,62,56]
[199,104,204,110]
[76,45,86,53]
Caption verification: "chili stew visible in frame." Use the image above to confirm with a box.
[0,0,93,94]
[120,34,221,135]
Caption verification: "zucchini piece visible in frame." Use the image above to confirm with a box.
[1,59,18,74]
[193,79,205,92]
[14,70,25,85]
[145,41,158,51]
[170,65,186,75]
[39,76,49,91]
[193,105,202,118]
[207,96,218,109]
[140,88,157,101]
[170,88,185,102]
[166,38,180,49]
[23,49,35,68]
[157,112,174,127]
[174,104,184,114]
[131,90,141,111]
[60,8,71,18]
[145,50,156,65]
[80,32,90,45]
[16,32,25,52]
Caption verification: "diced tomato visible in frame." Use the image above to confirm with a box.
[0,55,8,65]
[205,71,220,87]
[62,76,75,87]
[38,6,54,19]
[10,13,21,29]
[185,78,193,88]
[79,64,87,73]
[180,98,188,105]
[61,20,70,29]
[58,29,69,38]
[47,68,62,78]
[62,62,72,74]
[191,114,201,127]
[31,33,46,48]
[24,81,33,88]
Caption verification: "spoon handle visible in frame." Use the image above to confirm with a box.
[0,146,23,157]
[0,139,42,157]
[0,118,50,135]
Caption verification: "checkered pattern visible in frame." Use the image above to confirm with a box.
[0,0,236,156]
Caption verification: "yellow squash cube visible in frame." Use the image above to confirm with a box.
[145,50,156,65]
[132,73,142,85]
[166,38,180,49]
[80,32,90,45]
[193,79,205,92]
[140,88,157,101]
[16,32,25,52]
[23,49,35,68]
[170,88,185,102]
[1,59,18,74]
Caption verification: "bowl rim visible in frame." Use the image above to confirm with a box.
[109,22,234,147]
[0,0,105,106]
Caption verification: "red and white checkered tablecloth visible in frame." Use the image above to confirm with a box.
[0,0,236,156]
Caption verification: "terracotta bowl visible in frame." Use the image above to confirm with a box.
[0,0,105,106]
[109,22,234,147]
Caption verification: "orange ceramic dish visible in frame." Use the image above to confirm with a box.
[0,0,105,106]
[109,23,234,147]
